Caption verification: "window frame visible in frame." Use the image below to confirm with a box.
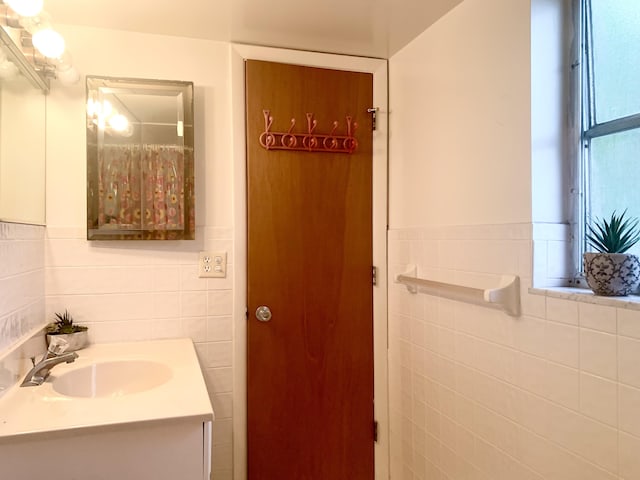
[575,0,640,283]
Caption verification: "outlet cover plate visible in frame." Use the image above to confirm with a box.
[198,251,227,278]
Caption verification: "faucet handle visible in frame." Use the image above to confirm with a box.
[47,336,70,356]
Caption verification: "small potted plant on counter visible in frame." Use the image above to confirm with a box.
[45,310,89,352]
[584,210,640,296]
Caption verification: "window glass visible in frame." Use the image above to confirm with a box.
[591,0,640,123]
[588,128,640,255]
[582,0,640,265]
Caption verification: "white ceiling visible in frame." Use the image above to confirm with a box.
[46,0,463,58]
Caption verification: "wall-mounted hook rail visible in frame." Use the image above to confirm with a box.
[395,265,521,317]
[259,110,358,154]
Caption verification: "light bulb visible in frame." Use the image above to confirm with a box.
[109,114,129,132]
[32,28,65,59]
[57,66,79,85]
[5,0,43,17]
[52,50,73,70]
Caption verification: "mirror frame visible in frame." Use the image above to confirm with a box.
[86,76,195,240]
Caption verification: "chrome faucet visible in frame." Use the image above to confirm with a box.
[20,351,78,387]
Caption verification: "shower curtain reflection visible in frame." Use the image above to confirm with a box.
[96,144,194,238]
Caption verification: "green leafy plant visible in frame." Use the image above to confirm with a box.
[586,210,640,254]
[46,310,88,335]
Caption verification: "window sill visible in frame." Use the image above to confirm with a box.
[529,286,640,311]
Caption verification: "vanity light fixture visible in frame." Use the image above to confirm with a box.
[18,11,66,59]
[87,96,132,137]
[0,0,79,86]
[108,113,129,132]
[4,0,42,18]
[31,26,64,58]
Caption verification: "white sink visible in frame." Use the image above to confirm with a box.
[52,360,173,398]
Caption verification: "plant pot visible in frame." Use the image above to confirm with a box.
[46,331,89,352]
[583,252,640,296]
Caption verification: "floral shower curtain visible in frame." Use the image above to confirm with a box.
[97,144,194,235]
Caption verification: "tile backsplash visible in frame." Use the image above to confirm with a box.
[0,222,45,354]
[389,223,640,480]
[0,222,46,396]
[0,223,232,478]
[44,225,233,480]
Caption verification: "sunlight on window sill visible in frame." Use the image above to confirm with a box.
[529,286,640,311]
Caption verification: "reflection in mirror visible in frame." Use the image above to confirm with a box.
[86,76,194,240]
[0,25,47,225]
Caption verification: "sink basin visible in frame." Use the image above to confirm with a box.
[52,360,173,398]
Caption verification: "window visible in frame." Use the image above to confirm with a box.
[581,0,640,257]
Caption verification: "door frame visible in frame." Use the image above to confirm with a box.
[231,44,389,480]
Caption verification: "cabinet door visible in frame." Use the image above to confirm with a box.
[0,421,208,480]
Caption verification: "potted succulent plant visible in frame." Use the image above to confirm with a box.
[45,310,89,352]
[584,210,640,296]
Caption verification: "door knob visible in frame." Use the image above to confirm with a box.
[255,306,272,322]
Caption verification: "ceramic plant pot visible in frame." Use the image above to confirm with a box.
[46,330,89,352]
[583,252,640,296]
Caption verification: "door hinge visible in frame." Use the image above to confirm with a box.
[367,107,379,131]
[372,266,378,286]
[373,420,379,442]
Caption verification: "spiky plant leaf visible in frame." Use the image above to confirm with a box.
[586,210,640,254]
[54,310,73,327]
[48,310,88,334]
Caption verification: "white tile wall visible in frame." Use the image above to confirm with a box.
[532,223,574,288]
[0,222,46,395]
[389,224,640,480]
[44,226,233,478]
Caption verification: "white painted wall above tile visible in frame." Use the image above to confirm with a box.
[388,0,531,228]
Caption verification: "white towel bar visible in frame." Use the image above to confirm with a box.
[395,265,521,317]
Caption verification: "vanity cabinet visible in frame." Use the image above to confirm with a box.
[0,419,212,480]
[0,339,213,480]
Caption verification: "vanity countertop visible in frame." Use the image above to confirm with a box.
[0,338,213,441]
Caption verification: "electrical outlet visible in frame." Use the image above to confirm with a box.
[198,251,227,278]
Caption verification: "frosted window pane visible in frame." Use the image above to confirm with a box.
[591,0,640,124]
[589,128,640,255]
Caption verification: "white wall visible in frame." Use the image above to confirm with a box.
[388,0,640,479]
[531,0,573,225]
[531,0,576,287]
[389,0,531,228]
[45,26,234,480]
[42,29,389,480]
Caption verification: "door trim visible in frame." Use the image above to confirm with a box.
[231,44,389,480]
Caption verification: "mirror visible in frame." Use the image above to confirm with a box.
[0,25,47,225]
[86,76,194,240]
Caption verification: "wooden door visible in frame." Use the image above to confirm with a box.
[246,60,374,479]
